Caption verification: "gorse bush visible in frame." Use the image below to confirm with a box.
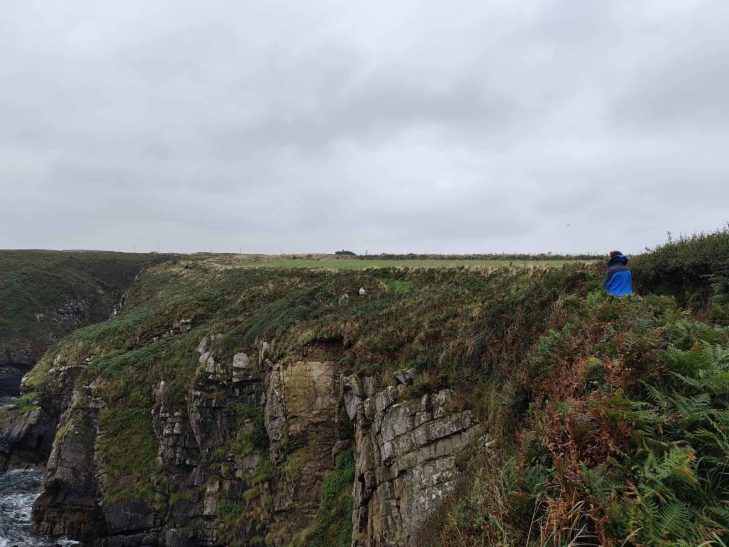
[632,227,729,309]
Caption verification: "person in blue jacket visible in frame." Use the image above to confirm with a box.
[603,251,633,296]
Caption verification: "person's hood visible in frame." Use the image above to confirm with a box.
[609,254,628,265]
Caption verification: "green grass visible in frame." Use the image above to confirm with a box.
[97,406,163,506]
[12,391,40,413]
[378,277,413,294]
[0,250,164,362]
[206,256,592,270]
[297,450,355,546]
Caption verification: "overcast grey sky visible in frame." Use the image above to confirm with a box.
[1,0,727,254]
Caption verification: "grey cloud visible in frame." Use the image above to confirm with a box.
[1,0,727,254]
[205,73,513,155]
[614,53,729,130]
[609,0,729,130]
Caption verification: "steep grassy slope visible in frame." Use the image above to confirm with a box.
[24,259,593,398]
[0,250,164,365]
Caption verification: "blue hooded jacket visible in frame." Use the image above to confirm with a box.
[604,255,633,297]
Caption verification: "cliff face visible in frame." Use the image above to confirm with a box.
[2,259,592,545]
[30,335,482,546]
[0,359,84,471]
[33,385,107,540]
[343,373,481,545]
[0,251,162,471]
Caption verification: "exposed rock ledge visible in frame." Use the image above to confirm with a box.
[344,371,481,546]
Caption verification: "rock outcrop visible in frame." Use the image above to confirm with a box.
[344,372,481,546]
[0,358,84,472]
[26,336,483,546]
[32,386,107,541]
[29,338,344,545]
[265,359,340,542]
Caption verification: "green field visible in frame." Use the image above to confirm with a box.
[203,256,595,270]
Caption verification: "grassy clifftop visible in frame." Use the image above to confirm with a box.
[26,258,595,392]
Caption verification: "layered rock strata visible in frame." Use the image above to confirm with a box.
[30,338,345,545]
[344,372,481,546]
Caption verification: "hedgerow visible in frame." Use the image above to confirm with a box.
[632,227,729,311]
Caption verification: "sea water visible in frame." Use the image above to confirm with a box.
[0,469,77,547]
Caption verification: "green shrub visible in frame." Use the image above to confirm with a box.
[632,227,729,308]
[13,391,40,413]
